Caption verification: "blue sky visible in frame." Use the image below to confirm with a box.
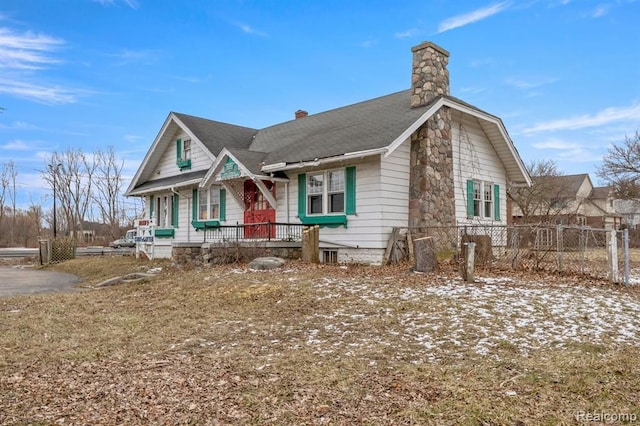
[1,0,640,210]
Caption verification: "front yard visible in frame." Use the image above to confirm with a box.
[1,258,639,424]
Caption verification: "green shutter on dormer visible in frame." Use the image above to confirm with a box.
[219,188,226,221]
[176,138,182,160]
[298,173,306,218]
[466,180,474,218]
[494,184,501,221]
[346,166,356,215]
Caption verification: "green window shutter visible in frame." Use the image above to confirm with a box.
[466,180,474,217]
[494,184,501,221]
[172,193,179,227]
[346,166,356,215]
[219,188,226,221]
[192,188,198,222]
[150,195,155,220]
[176,138,182,161]
[298,173,306,218]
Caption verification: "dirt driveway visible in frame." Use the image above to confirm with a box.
[0,267,83,297]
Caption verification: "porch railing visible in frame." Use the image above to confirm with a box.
[202,222,306,243]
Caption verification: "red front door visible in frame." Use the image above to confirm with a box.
[244,180,276,238]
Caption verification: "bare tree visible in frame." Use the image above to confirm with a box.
[508,159,565,223]
[8,161,17,245]
[597,131,640,198]
[0,162,9,231]
[93,146,125,237]
[44,149,98,237]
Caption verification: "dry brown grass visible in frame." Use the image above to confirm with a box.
[1,257,640,425]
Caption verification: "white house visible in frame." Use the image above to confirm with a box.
[125,41,531,264]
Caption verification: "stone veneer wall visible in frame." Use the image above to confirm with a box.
[409,41,455,229]
[408,110,455,228]
[410,42,450,108]
[173,242,301,266]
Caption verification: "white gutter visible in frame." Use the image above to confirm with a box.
[127,178,202,196]
[261,147,387,173]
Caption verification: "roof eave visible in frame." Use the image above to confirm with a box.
[261,147,387,172]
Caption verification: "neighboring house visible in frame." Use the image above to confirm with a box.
[125,41,531,264]
[613,199,640,229]
[511,173,621,228]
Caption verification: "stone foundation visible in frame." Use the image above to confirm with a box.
[172,241,301,266]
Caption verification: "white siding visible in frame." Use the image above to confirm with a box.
[380,138,410,228]
[451,113,508,225]
[149,131,212,181]
[287,156,387,251]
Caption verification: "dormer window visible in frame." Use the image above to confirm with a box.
[176,138,192,171]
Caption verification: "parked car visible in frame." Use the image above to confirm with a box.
[109,229,136,248]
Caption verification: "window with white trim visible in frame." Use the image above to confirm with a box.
[182,139,191,161]
[483,183,493,218]
[467,179,500,220]
[153,193,178,227]
[307,169,345,215]
[198,187,220,220]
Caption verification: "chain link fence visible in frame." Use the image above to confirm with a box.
[406,224,631,283]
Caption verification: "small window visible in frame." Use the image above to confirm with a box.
[484,183,493,218]
[328,170,345,213]
[199,187,220,220]
[307,173,324,215]
[154,194,177,227]
[468,179,499,220]
[323,250,338,264]
[307,170,345,215]
[473,181,482,217]
[182,139,191,160]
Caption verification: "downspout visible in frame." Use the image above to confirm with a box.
[285,181,290,223]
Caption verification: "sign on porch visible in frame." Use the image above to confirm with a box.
[219,157,242,180]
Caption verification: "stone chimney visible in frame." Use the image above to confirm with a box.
[411,41,450,108]
[295,110,308,119]
[408,41,455,229]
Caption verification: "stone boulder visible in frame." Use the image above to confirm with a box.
[249,257,285,271]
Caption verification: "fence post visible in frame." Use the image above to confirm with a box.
[556,224,563,274]
[607,228,619,284]
[462,242,475,283]
[624,228,630,287]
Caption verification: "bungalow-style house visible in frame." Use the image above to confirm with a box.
[125,41,531,264]
[510,173,622,228]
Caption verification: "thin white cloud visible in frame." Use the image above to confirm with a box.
[108,48,160,66]
[532,138,582,150]
[523,103,640,134]
[0,28,63,70]
[0,78,88,104]
[93,0,139,9]
[395,28,420,38]
[360,38,378,48]
[438,2,511,33]
[505,76,558,89]
[236,23,268,37]
[1,139,33,151]
[591,5,610,17]
[470,57,493,68]
[531,137,602,163]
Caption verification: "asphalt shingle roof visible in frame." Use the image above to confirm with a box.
[173,112,257,154]
[251,90,431,164]
[534,174,589,198]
